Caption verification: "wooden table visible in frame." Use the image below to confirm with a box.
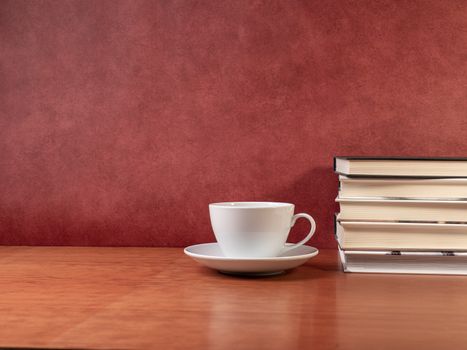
[1,247,467,349]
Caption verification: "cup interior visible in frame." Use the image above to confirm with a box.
[209,202,293,209]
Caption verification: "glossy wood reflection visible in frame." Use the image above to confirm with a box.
[0,247,466,349]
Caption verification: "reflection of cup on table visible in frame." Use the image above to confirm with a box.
[209,202,316,258]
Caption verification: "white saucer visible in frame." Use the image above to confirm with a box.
[184,243,319,276]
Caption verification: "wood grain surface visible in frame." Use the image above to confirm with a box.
[0,247,466,349]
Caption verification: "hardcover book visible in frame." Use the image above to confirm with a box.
[339,247,467,275]
[335,156,467,178]
[336,197,467,222]
[336,220,467,251]
[339,175,467,199]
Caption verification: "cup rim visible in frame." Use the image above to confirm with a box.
[209,201,293,209]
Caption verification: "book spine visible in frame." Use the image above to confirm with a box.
[337,245,348,272]
[333,214,337,240]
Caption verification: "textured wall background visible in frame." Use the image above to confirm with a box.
[1,0,466,247]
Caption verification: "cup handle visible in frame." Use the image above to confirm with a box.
[281,213,316,253]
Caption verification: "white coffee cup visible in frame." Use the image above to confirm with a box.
[209,202,316,258]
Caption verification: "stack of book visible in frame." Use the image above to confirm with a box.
[334,157,467,275]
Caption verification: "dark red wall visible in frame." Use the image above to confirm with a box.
[1,0,466,247]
